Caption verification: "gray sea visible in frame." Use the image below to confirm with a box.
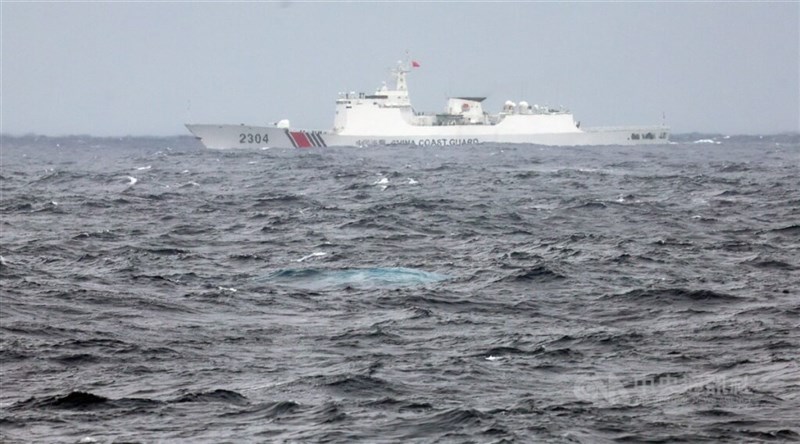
[1,134,798,442]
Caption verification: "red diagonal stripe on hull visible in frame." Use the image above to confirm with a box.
[290,132,312,148]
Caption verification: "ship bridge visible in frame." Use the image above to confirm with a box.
[333,60,416,133]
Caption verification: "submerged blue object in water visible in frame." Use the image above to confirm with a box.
[262,267,449,290]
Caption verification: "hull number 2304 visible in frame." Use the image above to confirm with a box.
[239,133,269,144]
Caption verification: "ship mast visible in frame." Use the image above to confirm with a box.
[379,58,412,107]
[392,60,410,91]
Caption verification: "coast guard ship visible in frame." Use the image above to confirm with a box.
[186,59,669,149]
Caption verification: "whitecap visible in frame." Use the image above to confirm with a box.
[374,177,389,185]
[125,176,138,186]
[260,267,449,290]
[296,251,327,262]
[136,165,151,171]
[407,178,419,185]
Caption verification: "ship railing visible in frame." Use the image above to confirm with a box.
[582,125,669,132]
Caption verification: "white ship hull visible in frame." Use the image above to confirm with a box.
[186,123,669,149]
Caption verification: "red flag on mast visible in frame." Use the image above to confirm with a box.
[411,60,420,68]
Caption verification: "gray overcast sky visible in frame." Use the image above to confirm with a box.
[2,1,798,136]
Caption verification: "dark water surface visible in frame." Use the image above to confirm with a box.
[1,135,798,442]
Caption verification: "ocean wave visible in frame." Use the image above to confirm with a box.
[604,288,742,304]
[260,267,448,289]
[219,400,301,419]
[3,137,798,442]
[173,389,248,405]
[11,391,162,411]
[743,256,796,270]
[499,265,566,283]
